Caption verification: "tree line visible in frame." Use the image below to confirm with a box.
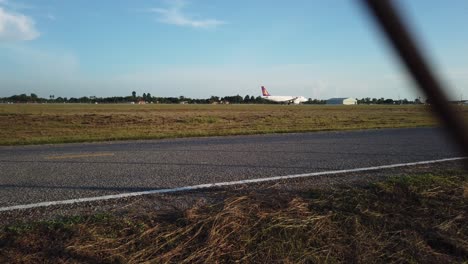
[356,97,424,105]
[0,92,424,105]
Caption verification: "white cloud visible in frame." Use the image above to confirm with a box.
[46,14,55,21]
[149,0,225,29]
[0,6,39,41]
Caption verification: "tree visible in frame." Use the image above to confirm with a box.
[209,96,220,103]
[143,93,147,101]
[18,94,27,102]
[132,91,136,98]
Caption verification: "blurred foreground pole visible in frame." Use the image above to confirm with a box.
[362,0,468,165]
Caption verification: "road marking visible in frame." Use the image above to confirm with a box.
[45,153,115,160]
[0,157,465,212]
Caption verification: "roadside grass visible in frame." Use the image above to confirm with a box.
[0,104,462,145]
[1,171,467,263]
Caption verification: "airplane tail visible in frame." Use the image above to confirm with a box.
[261,86,271,96]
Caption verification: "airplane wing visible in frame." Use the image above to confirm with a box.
[286,97,299,103]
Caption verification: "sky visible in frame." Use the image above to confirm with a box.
[0,0,467,100]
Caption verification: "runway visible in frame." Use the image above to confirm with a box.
[0,127,460,208]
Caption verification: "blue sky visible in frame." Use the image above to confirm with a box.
[0,0,467,100]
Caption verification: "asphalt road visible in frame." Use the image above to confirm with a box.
[0,128,461,207]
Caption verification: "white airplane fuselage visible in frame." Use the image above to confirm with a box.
[262,95,308,104]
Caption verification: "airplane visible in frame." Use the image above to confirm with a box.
[261,86,308,105]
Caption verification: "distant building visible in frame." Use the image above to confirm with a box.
[326,97,357,105]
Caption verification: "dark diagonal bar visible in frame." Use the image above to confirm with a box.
[362,0,468,163]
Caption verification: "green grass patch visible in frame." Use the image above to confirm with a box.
[1,104,463,145]
[1,171,467,263]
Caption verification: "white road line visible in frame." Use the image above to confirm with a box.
[0,157,465,212]
[45,152,115,160]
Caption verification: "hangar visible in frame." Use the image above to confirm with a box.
[326,97,357,105]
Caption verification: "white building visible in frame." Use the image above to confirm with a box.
[326,97,357,105]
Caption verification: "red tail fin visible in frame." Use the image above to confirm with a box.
[261,86,271,96]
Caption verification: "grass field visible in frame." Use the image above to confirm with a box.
[1,104,460,145]
[1,170,466,263]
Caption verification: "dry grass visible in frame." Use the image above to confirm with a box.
[1,171,467,263]
[0,104,459,145]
